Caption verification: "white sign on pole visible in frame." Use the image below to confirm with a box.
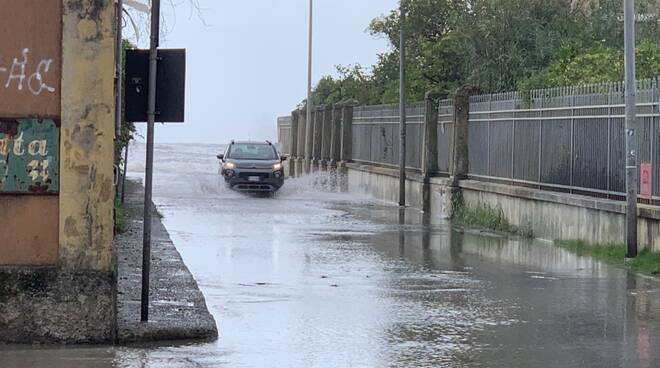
[124,0,150,13]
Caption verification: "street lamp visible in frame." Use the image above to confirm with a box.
[305,0,313,171]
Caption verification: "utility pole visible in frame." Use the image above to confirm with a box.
[398,1,407,207]
[115,0,124,139]
[142,0,161,322]
[306,0,313,165]
[624,0,638,258]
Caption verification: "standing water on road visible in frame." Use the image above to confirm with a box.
[2,143,660,367]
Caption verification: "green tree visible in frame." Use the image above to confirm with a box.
[306,0,660,106]
[520,40,660,89]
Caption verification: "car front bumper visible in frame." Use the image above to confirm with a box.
[222,169,284,192]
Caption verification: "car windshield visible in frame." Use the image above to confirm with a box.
[227,144,278,160]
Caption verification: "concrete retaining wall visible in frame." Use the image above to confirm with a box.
[346,163,454,219]
[347,163,425,208]
[343,163,660,252]
[459,180,660,252]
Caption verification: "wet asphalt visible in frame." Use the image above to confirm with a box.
[1,143,659,368]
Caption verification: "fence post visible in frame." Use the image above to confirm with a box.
[538,90,543,189]
[652,78,657,200]
[607,85,612,196]
[570,90,575,194]
[289,110,299,177]
[338,100,357,192]
[488,94,492,177]
[451,85,480,185]
[422,92,441,213]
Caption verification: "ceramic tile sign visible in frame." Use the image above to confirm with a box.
[640,163,652,199]
[0,119,59,193]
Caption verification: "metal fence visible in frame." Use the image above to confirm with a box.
[351,103,425,169]
[467,79,660,201]
[283,78,659,204]
[277,116,292,154]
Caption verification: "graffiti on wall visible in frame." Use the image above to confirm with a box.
[0,0,62,118]
[1,48,56,96]
[0,119,59,193]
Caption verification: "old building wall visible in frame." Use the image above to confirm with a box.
[0,0,118,344]
[0,0,62,265]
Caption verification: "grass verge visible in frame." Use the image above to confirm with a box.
[451,192,533,238]
[555,240,660,276]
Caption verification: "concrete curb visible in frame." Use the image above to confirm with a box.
[114,179,218,344]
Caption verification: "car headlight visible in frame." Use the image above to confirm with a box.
[273,163,283,171]
[224,162,236,169]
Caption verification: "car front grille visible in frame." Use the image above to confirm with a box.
[236,164,273,169]
[234,184,275,191]
[237,172,270,179]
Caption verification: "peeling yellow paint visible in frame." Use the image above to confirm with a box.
[76,18,100,42]
[59,0,116,272]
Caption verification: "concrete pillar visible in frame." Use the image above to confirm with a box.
[304,106,314,174]
[340,102,356,162]
[338,101,357,192]
[422,92,441,213]
[296,108,306,176]
[312,105,324,172]
[320,106,332,170]
[423,92,441,177]
[330,104,342,166]
[451,85,479,184]
[327,105,342,191]
[289,110,299,177]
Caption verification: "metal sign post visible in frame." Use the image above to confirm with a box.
[624,0,638,258]
[115,0,124,139]
[141,0,161,322]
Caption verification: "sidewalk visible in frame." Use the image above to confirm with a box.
[114,179,218,344]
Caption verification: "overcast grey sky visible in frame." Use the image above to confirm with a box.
[132,0,398,144]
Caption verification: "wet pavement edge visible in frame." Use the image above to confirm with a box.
[114,179,218,344]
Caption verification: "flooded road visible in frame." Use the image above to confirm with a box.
[3,143,660,367]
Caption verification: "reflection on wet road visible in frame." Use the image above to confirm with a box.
[2,143,660,367]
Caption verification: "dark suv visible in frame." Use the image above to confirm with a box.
[217,141,287,192]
